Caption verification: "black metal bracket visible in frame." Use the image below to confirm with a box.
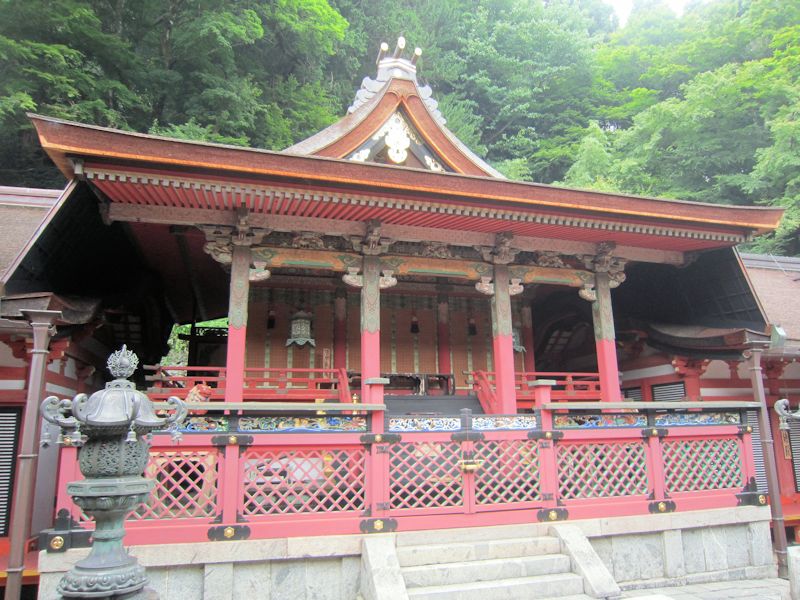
[527,430,563,441]
[737,477,767,506]
[537,507,568,522]
[451,431,484,442]
[737,424,754,437]
[39,509,92,553]
[208,524,251,541]
[360,518,398,534]
[360,433,401,445]
[737,491,768,507]
[641,427,668,438]
[648,500,676,514]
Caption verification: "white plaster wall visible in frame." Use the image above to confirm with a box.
[784,361,800,379]
[702,360,733,379]
[0,340,26,367]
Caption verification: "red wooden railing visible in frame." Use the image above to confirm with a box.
[53,402,762,545]
[471,370,604,411]
[516,371,602,406]
[471,370,498,414]
[145,366,352,404]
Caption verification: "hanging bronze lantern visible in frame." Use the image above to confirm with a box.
[286,310,315,347]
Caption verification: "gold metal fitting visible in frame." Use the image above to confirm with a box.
[228,435,238,445]
[548,510,558,521]
[657,501,667,513]
[223,526,236,539]
[651,428,658,436]
[545,431,553,440]
[373,519,384,531]
[374,434,383,443]
[758,494,767,505]
[323,453,334,463]
[746,426,753,433]
[50,536,65,550]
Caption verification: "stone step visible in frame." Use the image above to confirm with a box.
[406,573,585,600]
[396,523,550,547]
[398,536,562,567]
[403,553,572,588]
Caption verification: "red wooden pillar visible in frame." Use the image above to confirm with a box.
[357,256,392,518]
[521,302,536,373]
[360,256,383,407]
[220,242,251,524]
[592,272,621,402]
[333,290,347,370]
[436,295,451,375]
[489,265,517,414]
[225,243,251,404]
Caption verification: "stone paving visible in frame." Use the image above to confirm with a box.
[622,578,790,600]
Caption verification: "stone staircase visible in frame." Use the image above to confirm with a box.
[396,527,590,599]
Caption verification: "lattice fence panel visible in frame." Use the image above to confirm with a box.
[131,450,220,520]
[557,441,648,499]
[474,440,541,505]
[241,447,366,515]
[390,441,463,510]
[662,438,743,492]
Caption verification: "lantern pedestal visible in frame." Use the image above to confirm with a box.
[42,346,186,599]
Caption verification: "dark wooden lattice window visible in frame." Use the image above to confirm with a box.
[622,387,643,401]
[651,382,686,402]
[0,408,21,536]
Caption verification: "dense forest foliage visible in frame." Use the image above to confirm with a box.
[1,0,797,254]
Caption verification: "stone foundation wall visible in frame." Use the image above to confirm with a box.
[577,506,776,589]
[37,506,775,599]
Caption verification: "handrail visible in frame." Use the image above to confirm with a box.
[151,401,385,412]
[471,370,497,414]
[543,400,761,410]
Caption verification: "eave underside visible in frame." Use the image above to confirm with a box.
[87,165,752,254]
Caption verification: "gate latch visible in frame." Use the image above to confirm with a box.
[457,458,484,473]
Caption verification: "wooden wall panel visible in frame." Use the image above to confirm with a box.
[346,301,360,370]
[450,306,470,390]
[313,304,334,370]
[394,308,414,373]
[417,308,437,373]
[246,291,267,369]
[380,307,393,372]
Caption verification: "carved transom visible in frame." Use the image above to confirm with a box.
[476,233,520,265]
[349,220,394,256]
[581,242,627,288]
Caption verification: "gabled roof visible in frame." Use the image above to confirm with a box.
[0,186,61,280]
[284,38,503,178]
[740,253,800,341]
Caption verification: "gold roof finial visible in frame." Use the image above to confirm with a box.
[393,36,406,58]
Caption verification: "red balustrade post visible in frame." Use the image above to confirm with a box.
[740,427,758,487]
[591,272,621,402]
[437,294,451,376]
[645,429,667,503]
[531,382,559,508]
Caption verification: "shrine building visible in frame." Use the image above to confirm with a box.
[0,39,797,599]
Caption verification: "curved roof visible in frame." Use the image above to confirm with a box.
[284,40,504,178]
